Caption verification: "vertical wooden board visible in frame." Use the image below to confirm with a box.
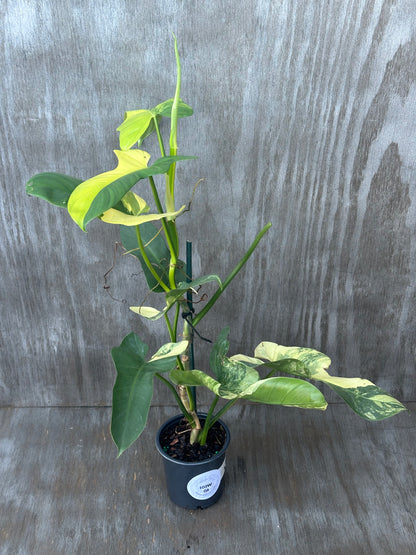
[1,0,415,405]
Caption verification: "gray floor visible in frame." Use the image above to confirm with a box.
[1,403,415,554]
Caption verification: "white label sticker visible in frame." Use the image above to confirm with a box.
[187,459,226,500]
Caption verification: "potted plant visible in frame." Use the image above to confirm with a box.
[26,37,406,509]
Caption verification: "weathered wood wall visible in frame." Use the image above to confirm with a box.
[1,0,415,406]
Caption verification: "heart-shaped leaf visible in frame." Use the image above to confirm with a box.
[111,333,187,456]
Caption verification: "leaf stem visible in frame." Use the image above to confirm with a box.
[163,312,175,342]
[153,115,166,157]
[155,373,193,423]
[210,398,239,426]
[198,396,219,445]
[193,223,272,326]
[135,224,170,293]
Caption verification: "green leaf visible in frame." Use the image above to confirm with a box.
[120,223,187,293]
[209,326,230,378]
[117,110,153,150]
[153,98,193,118]
[170,329,327,409]
[241,377,327,409]
[67,151,196,230]
[117,100,193,150]
[215,358,260,398]
[130,274,222,320]
[170,368,222,394]
[255,343,331,378]
[26,173,82,207]
[111,333,187,456]
[255,342,407,420]
[120,191,149,215]
[327,383,407,421]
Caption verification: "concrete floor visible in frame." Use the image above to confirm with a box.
[1,403,415,554]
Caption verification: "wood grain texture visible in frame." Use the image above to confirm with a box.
[1,0,415,405]
[1,404,415,554]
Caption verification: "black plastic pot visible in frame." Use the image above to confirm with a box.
[155,413,230,509]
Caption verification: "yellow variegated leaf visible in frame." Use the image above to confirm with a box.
[255,341,407,420]
[130,306,164,320]
[121,192,149,215]
[100,204,186,226]
[68,150,150,230]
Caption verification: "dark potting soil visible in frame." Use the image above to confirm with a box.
[159,418,227,462]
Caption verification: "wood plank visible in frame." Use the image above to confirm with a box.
[1,405,415,554]
[1,0,415,406]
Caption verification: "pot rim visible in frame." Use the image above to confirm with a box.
[155,412,230,466]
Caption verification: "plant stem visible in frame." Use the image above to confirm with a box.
[163,312,175,342]
[135,224,170,294]
[148,175,164,214]
[147,175,179,290]
[155,373,193,423]
[198,396,219,446]
[153,115,166,157]
[210,398,239,426]
[172,302,180,342]
[148,176,178,257]
[193,223,272,326]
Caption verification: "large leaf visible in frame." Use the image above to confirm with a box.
[171,328,324,406]
[67,151,195,230]
[120,223,187,293]
[111,333,187,456]
[255,342,407,420]
[26,173,82,207]
[241,377,327,409]
[117,99,193,150]
[130,274,222,320]
[170,367,326,408]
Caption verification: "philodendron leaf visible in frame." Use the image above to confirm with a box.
[215,359,260,397]
[120,223,187,293]
[26,173,82,207]
[170,369,222,395]
[153,98,193,118]
[170,329,325,409]
[170,366,326,409]
[130,274,222,320]
[117,100,193,150]
[67,150,196,231]
[255,342,407,420]
[117,110,153,150]
[241,377,327,409]
[209,326,230,378]
[111,332,187,456]
[100,204,185,225]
